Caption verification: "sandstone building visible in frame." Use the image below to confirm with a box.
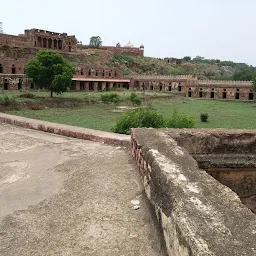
[0,28,255,101]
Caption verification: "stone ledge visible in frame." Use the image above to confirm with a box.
[131,128,256,256]
[0,113,130,147]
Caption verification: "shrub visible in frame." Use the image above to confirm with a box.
[113,53,134,63]
[200,113,209,122]
[129,92,141,106]
[166,109,195,128]
[31,105,43,110]
[20,93,36,99]
[100,93,120,103]
[0,94,17,106]
[114,108,165,134]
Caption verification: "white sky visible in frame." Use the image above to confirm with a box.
[1,0,256,65]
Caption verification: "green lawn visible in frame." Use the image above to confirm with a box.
[150,98,256,129]
[4,91,256,131]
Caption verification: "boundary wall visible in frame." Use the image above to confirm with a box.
[131,128,256,256]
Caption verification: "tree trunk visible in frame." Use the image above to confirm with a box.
[51,90,53,97]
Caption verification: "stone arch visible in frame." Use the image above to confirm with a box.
[48,38,52,49]
[58,40,62,50]
[43,38,47,48]
[12,64,16,74]
[89,82,94,91]
[18,78,22,90]
[4,78,9,90]
[54,39,57,49]
[38,37,42,47]
[97,82,102,91]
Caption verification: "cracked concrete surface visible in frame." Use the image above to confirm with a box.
[0,124,166,256]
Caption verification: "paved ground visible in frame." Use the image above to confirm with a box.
[0,123,166,256]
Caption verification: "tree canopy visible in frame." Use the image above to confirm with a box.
[89,36,102,48]
[183,56,191,61]
[24,50,75,97]
[252,75,256,91]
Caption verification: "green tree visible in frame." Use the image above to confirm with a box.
[89,36,102,48]
[24,50,75,97]
[183,56,191,61]
[233,69,255,81]
[252,75,256,91]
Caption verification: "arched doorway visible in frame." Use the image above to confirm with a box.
[54,39,57,49]
[97,82,102,91]
[48,38,52,49]
[58,40,62,50]
[89,82,94,91]
[12,64,16,74]
[43,38,47,48]
[38,37,42,47]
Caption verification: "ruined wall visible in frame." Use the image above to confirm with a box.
[131,128,256,256]
[130,75,255,101]
[0,34,31,48]
[25,29,77,52]
[164,57,182,65]
[0,74,31,90]
[75,65,120,78]
[172,129,256,213]
[80,45,144,56]
[0,29,77,52]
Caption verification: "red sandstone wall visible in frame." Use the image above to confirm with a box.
[75,65,120,78]
[0,34,31,48]
[0,58,27,74]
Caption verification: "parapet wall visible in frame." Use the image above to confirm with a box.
[81,45,144,56]
[197,80,252,88]
[130,75,194,80]
[131,128,256,256]
[0,34,31,48]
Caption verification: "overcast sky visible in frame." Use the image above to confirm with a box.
[1,0,256,65]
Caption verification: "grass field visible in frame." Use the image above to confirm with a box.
[3,91,256,131]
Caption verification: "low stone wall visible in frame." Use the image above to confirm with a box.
[131,128,256,256]
[0,113,129,147]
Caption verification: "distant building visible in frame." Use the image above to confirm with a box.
[164,57,182,65]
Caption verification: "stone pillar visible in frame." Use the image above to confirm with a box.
[85,82,89,91]
[102,82,106,91]
[75,81,80,91]
[109,82,113,90]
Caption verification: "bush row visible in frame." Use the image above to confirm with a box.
[100,93,120,103]
[0,94,17,106]
[114,108,195,134]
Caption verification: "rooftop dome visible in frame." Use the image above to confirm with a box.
[124,41,135,48]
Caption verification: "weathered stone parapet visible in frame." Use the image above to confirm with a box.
[131,128,256,256]
[0,113,129,147]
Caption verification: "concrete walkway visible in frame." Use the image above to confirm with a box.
[0,123,166,256]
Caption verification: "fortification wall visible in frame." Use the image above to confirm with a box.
[81,45,144,56]
[0,33,31,48]
[131,128,256,256]
[197,80,252,88]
